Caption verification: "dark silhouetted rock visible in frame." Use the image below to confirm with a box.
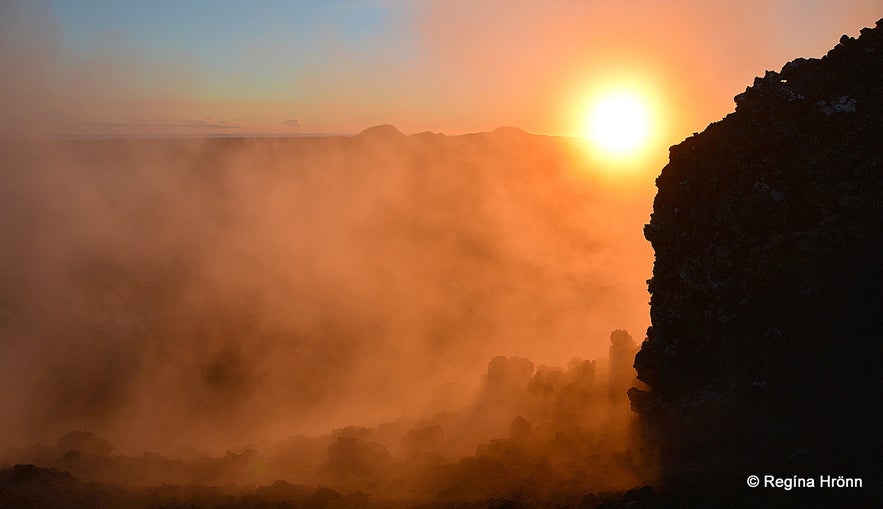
[631,18,881,507]
[6,464,74,486]
[578,492,600,509]
[484,356,536,399]
[402,424,445,454]
[607,330,638,403]
[56,430,113,458]
[307,486,345,509]
[325,436,396,483]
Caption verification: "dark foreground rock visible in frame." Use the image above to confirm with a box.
[630,19,882,508]
[0,464,660,509]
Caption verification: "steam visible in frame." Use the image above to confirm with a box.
[0,129,651,459]
[2,330,651,500]
[0,3,656,498]
[6,1,879,504]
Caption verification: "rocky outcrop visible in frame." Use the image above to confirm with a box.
[630,19,882,504]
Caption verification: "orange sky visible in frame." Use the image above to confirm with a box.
[1,0,879,149]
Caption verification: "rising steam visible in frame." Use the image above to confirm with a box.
[0,126,654,501]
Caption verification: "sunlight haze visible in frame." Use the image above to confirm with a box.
[0,2,880,506]
[2,0,878,143]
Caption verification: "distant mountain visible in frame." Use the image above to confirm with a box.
[355,123,407,141]
[629,19,882,508]
[354,124,535,140]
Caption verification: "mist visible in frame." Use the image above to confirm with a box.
[0,126,654,500]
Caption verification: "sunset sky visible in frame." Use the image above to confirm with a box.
[2,1,879,146]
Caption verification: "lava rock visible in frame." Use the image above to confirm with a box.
[630,18,882,507]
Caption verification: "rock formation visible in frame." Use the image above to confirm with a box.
[630,19,881,506]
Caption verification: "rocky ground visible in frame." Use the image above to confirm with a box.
[630,18,882,508]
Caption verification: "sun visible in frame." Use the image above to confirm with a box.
[584,91,651,158]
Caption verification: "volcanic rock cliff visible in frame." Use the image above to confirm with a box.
[629,19,882,505]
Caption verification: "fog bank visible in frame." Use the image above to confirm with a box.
[0,127,652,491]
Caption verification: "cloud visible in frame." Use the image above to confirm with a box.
[283,119,303,131]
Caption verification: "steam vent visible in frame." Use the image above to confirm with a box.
[629,19,882,507]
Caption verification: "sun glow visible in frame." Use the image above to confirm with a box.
[585,92,652,158]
